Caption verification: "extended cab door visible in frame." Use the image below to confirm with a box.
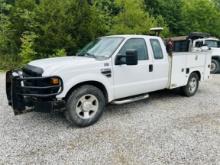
[149,38,169,89]
[113,37,154,99]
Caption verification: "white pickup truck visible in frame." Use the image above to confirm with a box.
[192,38,220,73]
[6,35,211,127]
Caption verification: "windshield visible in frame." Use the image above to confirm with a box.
[77,37,124,58]
[205,40,220,48]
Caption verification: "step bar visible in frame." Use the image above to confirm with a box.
[112,94,149,105]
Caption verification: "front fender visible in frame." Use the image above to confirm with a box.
[56,73,114,102]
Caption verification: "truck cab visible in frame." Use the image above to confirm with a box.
[192,38,220,73]
[6,35,211,127]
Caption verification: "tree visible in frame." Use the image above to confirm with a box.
[182,0,220,37]
[19,32,37,64]
[213,0,220,8]
[144,0,185,35]
[110,0,167,35]
[0,0,13,54]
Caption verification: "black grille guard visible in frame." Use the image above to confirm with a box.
[6,70,64,114]
[7,70,63,97]
[16,76,63,97]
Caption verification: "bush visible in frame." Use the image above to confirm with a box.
[0,54,21,70]
[19,32,37,64]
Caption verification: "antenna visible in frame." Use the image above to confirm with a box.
[150,27,164,36]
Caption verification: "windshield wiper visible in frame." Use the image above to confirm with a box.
[77,52,96,59]
[84,52,96,58]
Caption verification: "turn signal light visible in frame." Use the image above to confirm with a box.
[50,78,60,85]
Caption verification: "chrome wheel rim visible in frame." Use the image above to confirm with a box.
[189,77,197,93]
[211,62,216,72]
[76,94,99,119]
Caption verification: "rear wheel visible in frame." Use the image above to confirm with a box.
[210,59,219,74]
[65,85,106,127]
[182,73,199,97]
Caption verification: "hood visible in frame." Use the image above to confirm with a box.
[211,47,220,55]
[28,56,97,75]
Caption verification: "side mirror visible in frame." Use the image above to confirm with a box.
[115,49,138,65]
[125,49,138,65]
[201,46,209,51]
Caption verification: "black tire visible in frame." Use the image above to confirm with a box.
[181,72,199,97]
[211,59,220,74]
[65,85,106,127]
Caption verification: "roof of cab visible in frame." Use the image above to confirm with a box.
[105,34,161,39]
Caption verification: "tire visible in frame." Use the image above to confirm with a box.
[210,59,220,74]
[65,85,106,127]
[181,72,199,97]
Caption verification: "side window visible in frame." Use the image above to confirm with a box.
[150,39,163,59]
[118,38,148,60]
[195,41,203,48]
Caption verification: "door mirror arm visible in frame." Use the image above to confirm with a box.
[115,55,126,65]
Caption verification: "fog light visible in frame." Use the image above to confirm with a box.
[50,78,60,85]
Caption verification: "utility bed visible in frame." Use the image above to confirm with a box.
[170,51,211,88]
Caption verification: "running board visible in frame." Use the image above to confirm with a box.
[112,94,149,105]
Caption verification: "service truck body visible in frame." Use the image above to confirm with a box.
[171,33,220,73]
[6,35,212,127]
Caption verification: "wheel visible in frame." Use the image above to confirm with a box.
[210,59,220,74]
[65,85,106,127]
[181,73,199,97]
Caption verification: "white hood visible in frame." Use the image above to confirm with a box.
[29,56,97,75]
[211,47,220,56]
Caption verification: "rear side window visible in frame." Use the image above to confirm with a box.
[150,39,163,59]
[173,40,189,52]
[118,38,148,60]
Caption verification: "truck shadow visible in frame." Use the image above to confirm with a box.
[105,89,182,115]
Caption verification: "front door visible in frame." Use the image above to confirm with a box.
[113,38,154,99]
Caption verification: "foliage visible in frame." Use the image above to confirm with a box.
[110,0,157,34]
[144,0,185,35]
[181,0,220,37]
[1,0,220,70]
[19,32,37,64]
[0,0,13,54]
[50,49,66,58]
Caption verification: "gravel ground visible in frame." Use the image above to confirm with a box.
[0,73,220,165]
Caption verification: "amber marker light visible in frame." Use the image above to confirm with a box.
[50,78,60,85]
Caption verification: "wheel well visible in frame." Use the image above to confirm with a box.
[191,71,201,81]
[65,81,108,102]
[212,56,220,62]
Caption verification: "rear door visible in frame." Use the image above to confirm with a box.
[149,38,169,89]
[113,37,154,99]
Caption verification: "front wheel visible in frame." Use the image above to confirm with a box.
[210,59,220,74]
[65,85,106,127]
[181,73,199,97]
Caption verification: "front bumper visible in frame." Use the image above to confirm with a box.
[6,70,65,115]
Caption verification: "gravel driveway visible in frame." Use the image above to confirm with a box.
[0,72,220,165]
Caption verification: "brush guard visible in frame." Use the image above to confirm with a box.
[6,70,65,115]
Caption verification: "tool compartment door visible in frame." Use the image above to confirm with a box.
[169,53,188,89]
